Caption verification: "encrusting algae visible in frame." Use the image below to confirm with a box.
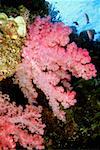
[0,13,26,81]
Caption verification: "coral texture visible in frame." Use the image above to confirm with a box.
[14,16,97,121]
[0,92,45,150]
[0,13,24,81]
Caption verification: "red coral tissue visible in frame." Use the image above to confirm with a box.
[14,16,97,121]
[0,92,45,150]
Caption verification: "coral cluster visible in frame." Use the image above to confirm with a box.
[0,12,97,149]
[0,92,45,150]
[0,13,25,80]
[14,16,97,121]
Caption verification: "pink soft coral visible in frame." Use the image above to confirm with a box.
[0,92,45,150]
[15,16,96,121]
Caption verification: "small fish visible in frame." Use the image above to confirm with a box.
[73,21,79,26]
[87,30,95,41]
[85,13,95,40]
[85,13,89,24]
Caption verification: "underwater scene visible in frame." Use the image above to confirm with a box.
[0,0,100,149]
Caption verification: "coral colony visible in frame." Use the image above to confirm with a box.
[0,16,97,149]
[0,13,26,80]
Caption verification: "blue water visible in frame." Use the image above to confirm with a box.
[47,0,100,41]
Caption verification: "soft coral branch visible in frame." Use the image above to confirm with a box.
[0,92,45,150]
[14,16,96,121]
